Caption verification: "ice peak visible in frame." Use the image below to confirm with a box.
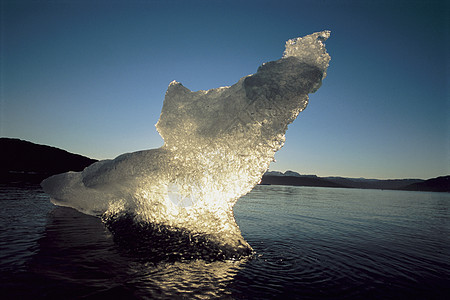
[283,30,331,77]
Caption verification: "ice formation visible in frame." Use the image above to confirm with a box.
[41,31,331,259]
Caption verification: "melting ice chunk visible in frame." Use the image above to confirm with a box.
[41,31,331,259]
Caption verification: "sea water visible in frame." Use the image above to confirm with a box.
[1,184,449,299]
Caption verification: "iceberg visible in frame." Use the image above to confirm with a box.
[41,31,331,259]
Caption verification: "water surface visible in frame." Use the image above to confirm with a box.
[1,184,448,299]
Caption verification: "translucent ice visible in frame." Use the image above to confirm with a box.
[41,31,331,259]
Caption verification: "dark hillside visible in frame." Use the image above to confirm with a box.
[260,171,448,193]
[325,177,423,190]
[401,176,450,193]
[0,138,97,183]
[260,175,349,188]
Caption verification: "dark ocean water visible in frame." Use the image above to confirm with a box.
[0,184,449,299]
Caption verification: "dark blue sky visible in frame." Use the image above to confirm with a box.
[1,0,448,179]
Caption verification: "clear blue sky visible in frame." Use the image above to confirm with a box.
[1,0,448,179]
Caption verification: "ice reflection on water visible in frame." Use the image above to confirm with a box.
[128,260,244,299]
[26,205,245,299]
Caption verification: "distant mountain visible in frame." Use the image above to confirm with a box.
[261,173,348,189]
[261,171,449,193]
[401,176,450,193]
[323,176,423,190]
[265,170,317,178]
[0,138,97,183]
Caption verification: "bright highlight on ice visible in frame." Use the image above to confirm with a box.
[41,31,331,259]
